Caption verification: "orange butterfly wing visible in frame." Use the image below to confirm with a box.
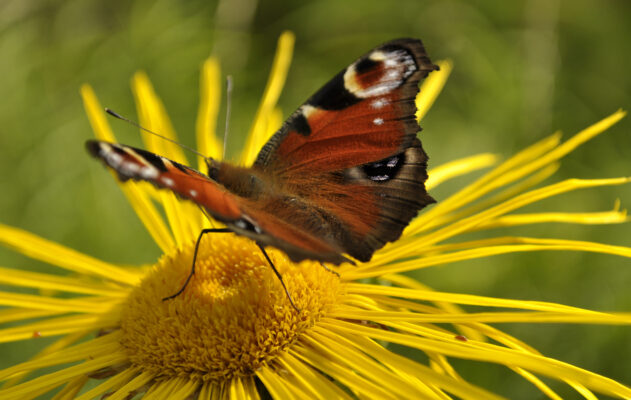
[252,39,437,261]
[86,140,349,264]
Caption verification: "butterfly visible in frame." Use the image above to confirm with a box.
[87,38,437,275]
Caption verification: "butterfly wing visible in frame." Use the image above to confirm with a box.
[255,38,437,172]
[86,140,351,264]
[253,38,437,262]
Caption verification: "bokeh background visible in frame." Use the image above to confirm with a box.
[1,0,630,398]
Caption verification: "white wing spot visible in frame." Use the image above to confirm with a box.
[189,189,198,197]
[373,118,384,126]
[371,98,387,109]
[105,152,123,167]
[121,162,140,175]
[345,49,417,98]
[384,58,398,67]
[140,167,159,179]
[161,177,175,187]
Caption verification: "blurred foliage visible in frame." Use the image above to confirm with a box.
[0,0,630,397]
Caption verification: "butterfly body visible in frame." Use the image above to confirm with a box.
[87,38,437,265]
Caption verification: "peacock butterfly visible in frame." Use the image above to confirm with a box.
[87,38,437,269]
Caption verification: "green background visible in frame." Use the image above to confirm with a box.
[0,0,630,398]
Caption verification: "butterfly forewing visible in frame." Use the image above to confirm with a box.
[86,141,243,220]
[254,39,437,173]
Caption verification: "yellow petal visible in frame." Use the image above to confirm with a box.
[81,85,176,252]
[322,319,631,399]
[0,312,119,343]
[425,153,498,190]
[106,371,155,400]
[132,73,201,245]
[476,206,628,230]
[0,224,137,285]
[240,31,294,165]
[0,353,127,400]
[377,177,631,266]
[417,59,453,122]
[0,266,128,297]
[196,57,223,164]
[74,367,140,400]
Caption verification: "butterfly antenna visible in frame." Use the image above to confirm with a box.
[222,75,233,160]
[105,108,210,161]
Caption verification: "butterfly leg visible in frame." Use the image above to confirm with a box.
[319,262,340,277]
[257,243,301,313]
[162,227,231,301]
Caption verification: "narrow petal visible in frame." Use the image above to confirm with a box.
[240,31,295,165]
[0,224,137,285]
[328,330,504,400]
[74,367,141,400]
[376,177,631,265]
[420,109,625,236]
[321,319,631,398]
[169,377,200,399]
[425,153,499,190]
[289,345,398,400]
[80,85,118,142]
[81,85,176,253]
[228,377,246,400]
[107,371,155,400]
[132,73,201,245]
[227,377,261,400]
[0,312,119,343]
[196,57,224,163]
[417,59,453,122]
[379,274,486,341]
[0,332,122,380]
[329,309,631,324]
[407,131,563,236]
[197,381,214,400]
[378,236,631,278]
[0,308,63,324]
[303,330,445,399]
[476,205,628,229]
[412,163,560,234]
[0,292,117,313]
[256,365,297,400]
[276,352,353,400]
[0,266,129,297]
[51,375,88,400]
[143,378,178,399]
[345,283,610,313]
[511,368,563,400]
[0,353,128,400]
[1,331,87,389]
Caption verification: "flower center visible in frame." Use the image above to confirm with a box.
[119,233,343,381]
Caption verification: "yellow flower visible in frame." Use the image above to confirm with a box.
[1,31,630,399]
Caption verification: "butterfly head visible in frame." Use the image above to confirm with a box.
[204,157,221,181]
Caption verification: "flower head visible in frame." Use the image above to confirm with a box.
[1,32,630,399]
